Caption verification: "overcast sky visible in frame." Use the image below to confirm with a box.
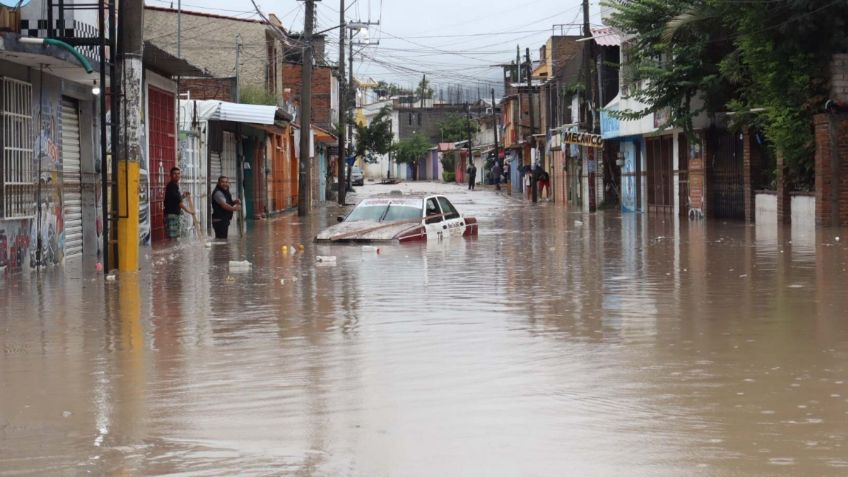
[145,0,603,96]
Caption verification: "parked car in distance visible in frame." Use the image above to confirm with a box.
[315,195,478,243]
[350,166,364,186]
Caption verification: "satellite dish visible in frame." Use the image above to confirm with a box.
[0,0,32,8]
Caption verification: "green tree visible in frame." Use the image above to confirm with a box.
[354,105,395,164]
[239,84,277,106]
[437,113,479,143]
[605,0,734,134]
[416,77,434,100]
[375,81,412,97]
[395,133,431,167]
[605,0,848,189]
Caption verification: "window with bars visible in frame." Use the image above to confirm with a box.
[1,77,35,219]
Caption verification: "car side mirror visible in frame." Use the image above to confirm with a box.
[337,216,345,223]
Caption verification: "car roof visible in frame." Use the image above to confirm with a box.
[356,194,450,206]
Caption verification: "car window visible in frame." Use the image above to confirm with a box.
[383,204,423,221]
[425,198,443,224]
[437,197,460,220]
[345,205,387,222]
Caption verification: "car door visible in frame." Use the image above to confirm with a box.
[437,196,466,237]
[423,197,446,240]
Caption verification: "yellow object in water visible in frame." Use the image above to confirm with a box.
[281,245,289,254]
[298,244,305,251]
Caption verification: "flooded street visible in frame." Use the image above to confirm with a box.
[2,182,848,476]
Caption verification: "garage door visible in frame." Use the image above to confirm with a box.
[61,98,83,258]
[148,87,176,242]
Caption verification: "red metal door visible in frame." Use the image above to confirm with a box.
[148,87,176,242]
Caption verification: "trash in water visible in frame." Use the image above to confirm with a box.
[229,260,252,272]
[95,262,103,272]
[281,245,289,254]
[316,256,337,263]
[298,244,305,251]
[361,246,381,254]
[575,220,584,226]
[105,274,117,282]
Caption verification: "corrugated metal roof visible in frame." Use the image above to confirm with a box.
[185,100,278,125]
[591,27,622,47]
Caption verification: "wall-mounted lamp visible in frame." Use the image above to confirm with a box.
[92,79,101,96]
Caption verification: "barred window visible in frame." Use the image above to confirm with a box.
[1,77,35,219]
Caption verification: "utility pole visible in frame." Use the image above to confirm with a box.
[582,0,596,212]
[298,0,315,216]
[491,88,501,172]
[235,34,241,102]
[177,0,181,57]
[465,102,473,188]
[420,74,426,109]
[116,0,144,271]
[337,0,346,204]
[346,27,354,191]
[527,47,538,204]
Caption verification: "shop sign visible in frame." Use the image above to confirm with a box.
[563,131,604,148]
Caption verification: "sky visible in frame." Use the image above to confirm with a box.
[144,0,604,97]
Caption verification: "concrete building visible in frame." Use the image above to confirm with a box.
[1,9,100,271]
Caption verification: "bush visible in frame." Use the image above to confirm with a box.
[442,171,455,182]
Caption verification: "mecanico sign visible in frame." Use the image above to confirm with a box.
[563,131,604,148]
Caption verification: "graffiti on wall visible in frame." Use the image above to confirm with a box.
[29,93,63,267]
[0,222,32,270]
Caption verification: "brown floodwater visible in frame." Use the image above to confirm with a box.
[2,185,848,476]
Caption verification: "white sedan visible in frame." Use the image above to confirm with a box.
[315,195,478,243]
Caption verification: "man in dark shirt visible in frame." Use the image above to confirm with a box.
[211,176,241,239]
[163,167,193,239]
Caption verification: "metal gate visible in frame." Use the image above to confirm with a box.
[221,132,240,236]
[222,132,238,198]
[61,98,83,258]
[678,134,690,216]
[148,87,176,242]
[707,129,744,220]
[646,135,674,214]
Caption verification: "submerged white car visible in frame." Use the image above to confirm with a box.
[315,195,478,243]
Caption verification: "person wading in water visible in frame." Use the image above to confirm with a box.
[211,175,241,239]
[163,167,194,239]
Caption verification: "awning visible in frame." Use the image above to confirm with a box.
[312,125,337,143]
[183,99,278,125]
[591,27,622,47]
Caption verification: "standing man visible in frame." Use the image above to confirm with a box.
[164,167,194,239]
[211,175,242,239]
[467,161,477,190]
[491,160,502,191]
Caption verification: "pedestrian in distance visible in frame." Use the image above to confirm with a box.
[163,167,195,239]
[538,166,551,200]
[211,175,241,239]
[491,161,502,191]
[467,162,477,190]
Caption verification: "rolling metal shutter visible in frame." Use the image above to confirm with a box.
[61,98,83,258]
